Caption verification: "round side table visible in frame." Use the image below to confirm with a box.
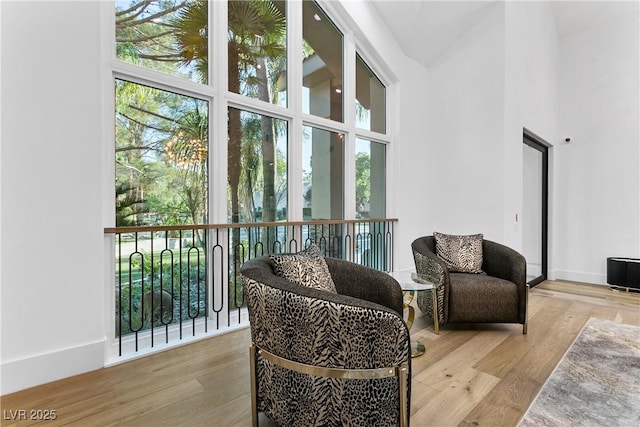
[388,271,437,357]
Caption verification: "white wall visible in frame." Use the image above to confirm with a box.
[416,0,638,284]
[421,1,561,258]
[554,2,640,284]
[422,3,507,242]
[0,1,105,394]
[503,1,559,256]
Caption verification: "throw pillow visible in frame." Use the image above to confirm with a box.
[433,232,484,274]
[269,243,337,293]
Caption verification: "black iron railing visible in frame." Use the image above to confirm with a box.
[104,218,397,357]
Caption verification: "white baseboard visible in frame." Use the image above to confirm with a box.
[1,339,105,395]
[552,270,607,286]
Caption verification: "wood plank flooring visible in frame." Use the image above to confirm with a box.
[1,280,638,427]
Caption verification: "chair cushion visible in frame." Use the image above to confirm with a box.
[434,232,484,274]
[448,273,519,323]
[269,243,337,293]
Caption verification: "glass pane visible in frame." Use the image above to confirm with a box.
[523,143,543,280]
[302,1,343,122]
[356,54,386,133]
[227,108,288,223]
[115,79,208,226]
[356,138,385,219]
[303,126,344,220]
[228,1,287,107]
[115,0,208,84]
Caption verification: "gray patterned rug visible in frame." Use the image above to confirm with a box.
[518,317,640,427]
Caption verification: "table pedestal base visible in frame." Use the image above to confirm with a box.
[411,340,425,358]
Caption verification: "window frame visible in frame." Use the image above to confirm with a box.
[106,0,394,225]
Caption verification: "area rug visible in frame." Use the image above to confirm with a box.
[518,317,640,427]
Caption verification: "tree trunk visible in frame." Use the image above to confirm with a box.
[256,57,278,248]
[228,42,242,254]
[256,58,276,221]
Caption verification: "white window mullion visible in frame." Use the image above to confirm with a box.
[385,83,399,221]
[226,93,293,122]
[301,113,350,135]
[209,0,231,327]
[287,0,304,222]
[343,32,357,220]
[211,0,228,225]
[112,63,215,102]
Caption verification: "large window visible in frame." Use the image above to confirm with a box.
[115,0,209,227]
[113,0,389,226]
[110,0,392,354]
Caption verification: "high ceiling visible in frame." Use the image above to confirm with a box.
[370,0,632,68]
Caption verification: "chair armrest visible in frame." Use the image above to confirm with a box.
[411,237,450,324]
[483,240,528,323]
[324,257,404,316]
[482,240,526,286]
[411,245,449,287]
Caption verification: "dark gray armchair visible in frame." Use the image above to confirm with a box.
[412,236,528,334]
[241,255,411,427]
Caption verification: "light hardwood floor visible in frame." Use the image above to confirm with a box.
[1,280,639,427]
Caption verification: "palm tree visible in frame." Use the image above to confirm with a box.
[171,0,208,83]
[223,0,286,263]
[228,0,286,228]
[116,182,148,226]
[116,0,191,76]
[115,1,209,228]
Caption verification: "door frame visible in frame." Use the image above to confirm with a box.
[523,130,549,287]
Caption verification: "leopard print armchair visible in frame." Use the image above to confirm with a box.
[241,256,411,427]
[412,236,528,334]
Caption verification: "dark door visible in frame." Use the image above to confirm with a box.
[522,132,548,287]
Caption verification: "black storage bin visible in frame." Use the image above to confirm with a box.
[607,257,640,289]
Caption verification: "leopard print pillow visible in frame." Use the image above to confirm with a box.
[269,243,337,293]
[434,232,484,274]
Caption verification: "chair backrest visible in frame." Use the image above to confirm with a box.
[240,255,411,427]
[411,235,436,254]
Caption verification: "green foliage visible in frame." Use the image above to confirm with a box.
[116,255,207,337]
[115,1,288,231]
[227,0,287,230]
[116,0,202,79]
[171,0,209,83]
[115,79,208,227]
[115,1,210,229]
[116,182,149,226]
[356,152,371,215]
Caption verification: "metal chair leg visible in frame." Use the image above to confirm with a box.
[249,344,259,427]
[523,284,530,334]
[399,364,409,427]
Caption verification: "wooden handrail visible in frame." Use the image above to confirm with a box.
[104,218,398,234]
